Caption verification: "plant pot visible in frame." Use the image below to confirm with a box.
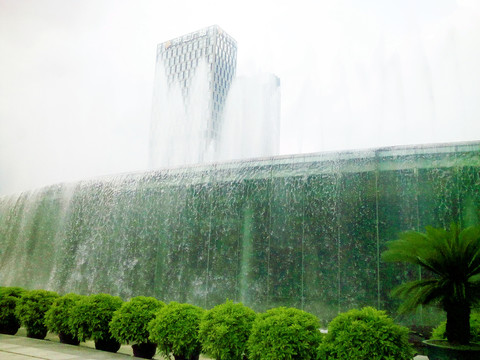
[174,354,200,360]
[95,337,121,353]
[423,339,480,360]
[132,342,157,359]
[0,320,21,335]
[58,332,80,345]
[26,327,48,339]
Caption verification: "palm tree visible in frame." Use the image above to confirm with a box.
[381,224,480,345]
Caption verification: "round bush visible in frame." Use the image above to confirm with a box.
[0,287,26,335]
[319,307,413,360]
[431,311,480,343]
[15,289,59,339]
[69,293,123,352]
[109,296,164,345]
[45,293,84,344]
[148,302,204,360]
[247,307,322,360]
[199,300,256,360]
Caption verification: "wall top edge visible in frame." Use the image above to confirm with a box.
[1,140,479,200]
[145,139,480,173]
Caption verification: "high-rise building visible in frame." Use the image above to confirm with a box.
[151,25,237,167]
[150,25,280,169]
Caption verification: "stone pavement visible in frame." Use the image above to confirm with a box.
[0,334,134,360]
[0,333,430,360]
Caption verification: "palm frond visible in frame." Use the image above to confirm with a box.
[391,279,442,313]
[383,224,480,313]
[381,231,431,264]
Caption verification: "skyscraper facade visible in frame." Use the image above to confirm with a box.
[155,25,237,146]
[150,25,280,169]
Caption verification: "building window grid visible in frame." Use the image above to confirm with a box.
[158,27,237,141]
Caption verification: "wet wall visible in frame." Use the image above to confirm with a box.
[1,141,479,324]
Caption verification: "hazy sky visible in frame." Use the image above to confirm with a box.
[1,0,479,195]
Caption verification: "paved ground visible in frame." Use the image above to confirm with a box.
[0,331,212,360]
[0,332,430,360]
[0,334,134,360]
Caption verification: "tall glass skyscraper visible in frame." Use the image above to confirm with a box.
[150,25,279,169]
[155,25,237,146]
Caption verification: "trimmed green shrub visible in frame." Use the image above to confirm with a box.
[15,289,59,339]
[109,296,164,345]
[0,287,26,335]
[431,311,480,343]
[45,293,84,344]
[199,300,256,360]
[148,302,204,360]
[319,307,413,360]
[69,293,123,352]
[247,307,322,360]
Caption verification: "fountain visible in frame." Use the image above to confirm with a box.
[1,140,479,323]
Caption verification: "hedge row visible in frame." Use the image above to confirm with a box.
[0,286,414,359]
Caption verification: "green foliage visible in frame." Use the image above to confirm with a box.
[148,302,204,360]
[382,224,480,311]
[45,293,84,337]
[109,296,164,345]
[318,307,413,360]
[0,287,26,334]
[247,307,321,360]
[381,224,480,344]
[69,293,123,342]
[431,311,480,343]
[0,287,25,297]
[15,289,59,338]
[198,300,256,360]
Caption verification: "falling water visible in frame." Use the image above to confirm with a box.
[1,141,479,325]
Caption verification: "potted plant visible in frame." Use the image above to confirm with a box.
[15,289,59,339]
[318,307,413,360]
[148,302,204,360]
[0,287,25,335]
[198,300,256,360]
[45,293,84,345]
[248,306,322,360]
[431,310,480,344]
[69,293,123,352]
[382,223,480,359]
[109,296,164,359]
